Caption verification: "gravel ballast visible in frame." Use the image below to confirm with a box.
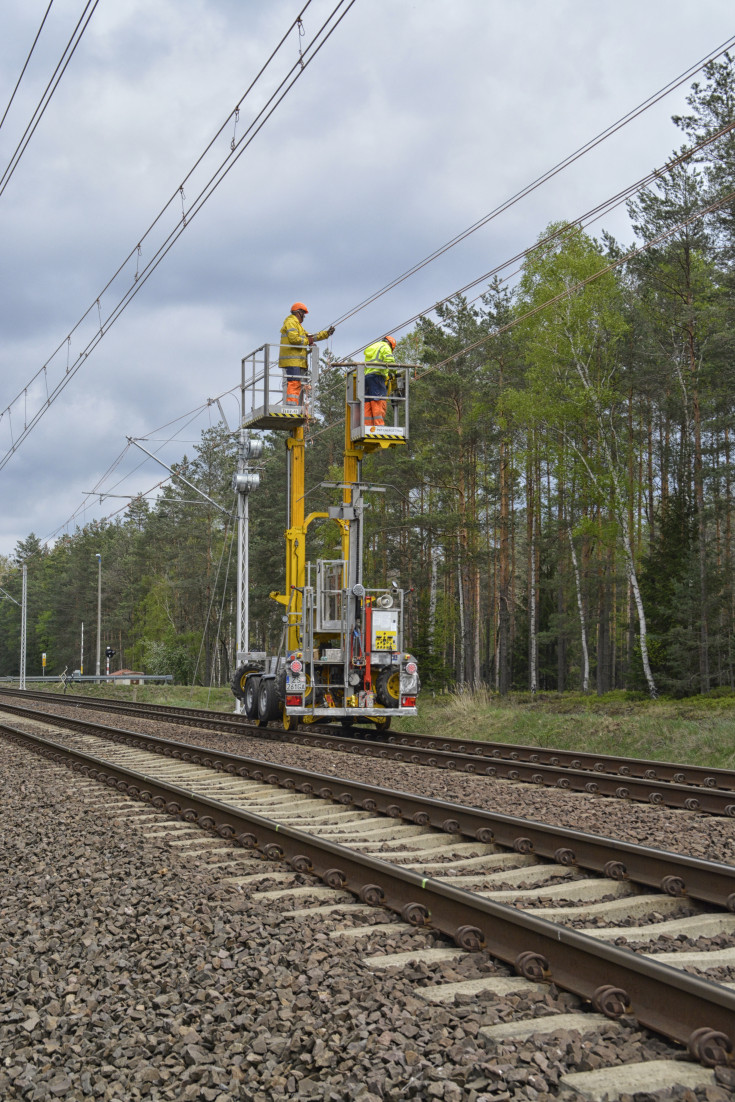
[17,695,735,865]
[3,731,735,1101]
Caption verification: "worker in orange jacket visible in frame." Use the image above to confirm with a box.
[279,302,334,405]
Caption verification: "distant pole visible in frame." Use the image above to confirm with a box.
[80,621,84,676]
[95,554,102,678]
[19,564,27,691]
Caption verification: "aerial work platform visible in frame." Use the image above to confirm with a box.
[240,343,319,430]
[339,361,407,447]
[232,338,420,730]
[239,345,413,445]
[333,360,411,448]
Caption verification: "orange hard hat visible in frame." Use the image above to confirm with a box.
[291,302,308,314]
[384,335,396,350]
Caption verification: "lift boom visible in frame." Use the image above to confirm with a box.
[231,343,420,731]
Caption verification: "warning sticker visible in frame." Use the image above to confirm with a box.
[374,630,397,651]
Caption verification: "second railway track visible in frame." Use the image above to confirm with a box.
[4,687,735,818]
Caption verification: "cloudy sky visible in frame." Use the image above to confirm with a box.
[1,0,734,558]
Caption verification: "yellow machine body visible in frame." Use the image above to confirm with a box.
[232,347,419,730]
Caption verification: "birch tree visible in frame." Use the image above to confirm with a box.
[511,222,658,697]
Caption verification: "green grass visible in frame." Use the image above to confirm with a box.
[30,680,235,712]
[30,681,735,770]
[391,687,735,771]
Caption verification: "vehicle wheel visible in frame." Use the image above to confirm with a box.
[282,707,300,732]
[340,718,355,730]
[231,664,251,702]
[371,715,391,732]
[375,667,400,707]
[243,675,261,720]
[258,678,280,725]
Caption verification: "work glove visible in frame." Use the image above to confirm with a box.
[327,325,335,336]
[307,335,314,346]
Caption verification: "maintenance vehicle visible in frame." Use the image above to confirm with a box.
[230,341,419,730]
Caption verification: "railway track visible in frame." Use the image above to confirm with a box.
[4,687,735,818]
[4,708,735,1081]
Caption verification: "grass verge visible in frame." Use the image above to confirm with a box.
[21,682,735,770]
[393,687,735,770]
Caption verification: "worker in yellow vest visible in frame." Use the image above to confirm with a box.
[363,335,396,427]
[279,302,334,405]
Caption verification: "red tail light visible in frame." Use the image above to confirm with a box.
[401,696,416,707]
[286,695,302,707]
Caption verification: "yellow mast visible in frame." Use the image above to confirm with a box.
[271,422,327,652]
[342,373,361,563]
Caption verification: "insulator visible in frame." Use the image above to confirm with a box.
[234,471,259,493]
[243,436,263,459]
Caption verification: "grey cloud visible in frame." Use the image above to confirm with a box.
[0,0,733,553]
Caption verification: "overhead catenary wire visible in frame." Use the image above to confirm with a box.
[126,32,735,461]
[0,0,355,474]
[78,168,721,538]
[0,0,100,199]
[417,184,735,380]
[304,180,735,451]
[103,404,219,500]
[378,117,735,348]
[0,0,55,134]
[80,166,717,555]
[309,112,735,425]
[42,383,240,542]
[49,40,735,538]
[327,32,735,334]
[70,0,358,356]
[1,11,721,479]
[49,177,724,547]
[44,474,171,541]
[0,0,315,436]
[29,26,733,542]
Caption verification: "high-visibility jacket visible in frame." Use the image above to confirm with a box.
[364,339,396,377]
[279,314,330,376]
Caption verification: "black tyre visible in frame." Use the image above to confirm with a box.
[243,675,261,719]
[375,667,400,708]
[258,678,280,725]
[231,664,250,702]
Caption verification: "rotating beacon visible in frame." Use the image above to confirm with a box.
[231,338,420,730]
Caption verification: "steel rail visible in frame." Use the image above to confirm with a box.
[4,721,734,1068]
[3,713,735,910]
[3,693,735,818]
[4,686,734,789]
[5,685,735,795]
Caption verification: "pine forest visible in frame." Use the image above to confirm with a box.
[3,58,735,700]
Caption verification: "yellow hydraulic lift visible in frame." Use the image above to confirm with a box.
[231,341,419,731]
